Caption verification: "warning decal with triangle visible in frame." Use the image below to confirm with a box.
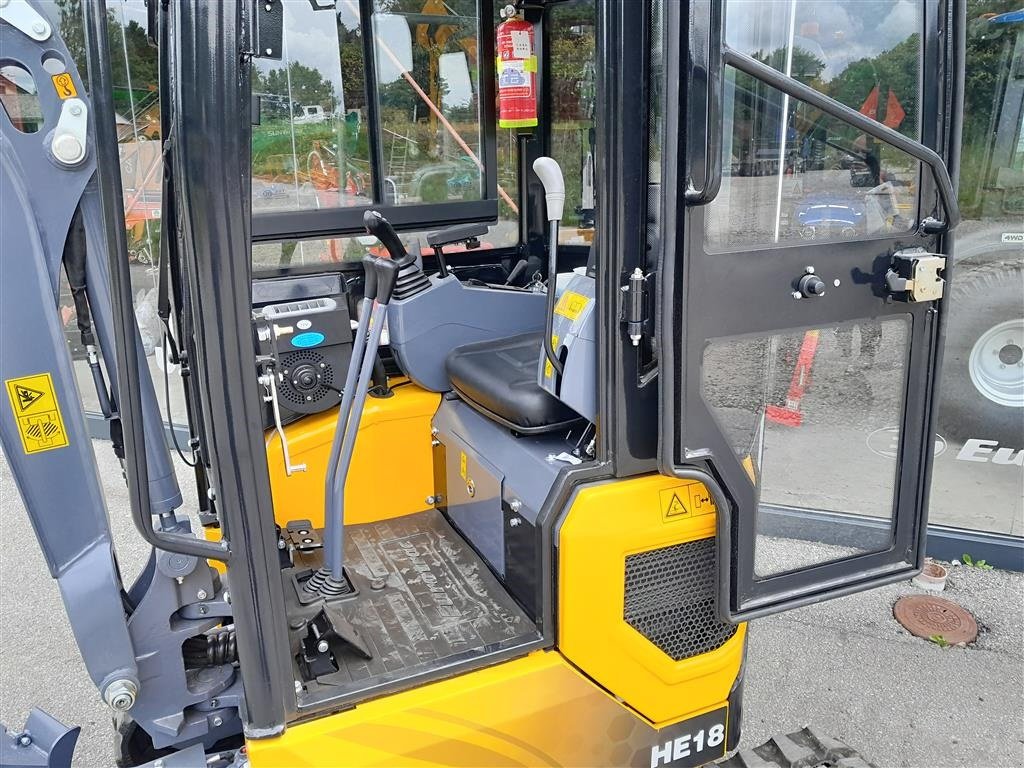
[14,385,45,411]
[660,482,718,523]
[5,373,70,454]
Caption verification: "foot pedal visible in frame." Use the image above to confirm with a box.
[299,604,372,680]
[286,520,323,552]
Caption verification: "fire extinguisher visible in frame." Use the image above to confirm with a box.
[496,5,538,129]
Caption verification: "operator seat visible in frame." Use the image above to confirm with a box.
[445,332,581,434]
[444,244,597,434]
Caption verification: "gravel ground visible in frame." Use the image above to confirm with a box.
[1,442,1022,767]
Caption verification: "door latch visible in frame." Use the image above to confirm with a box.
[885,251,946,302]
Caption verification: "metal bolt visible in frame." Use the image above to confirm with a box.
[223,591,231,604]
[317,640,329,653]
[175,575,184,585]
[265,47,273,55]
[17,734,31,747]
[32,22,47,35]
[207,487,216,501]
[154,761,164,768]
[212,716,224,727]
[319,362,326,368]
[197,589,208,600]
[265,2,272,9]
[509,517,522,527]
[104,679,138,711]
[431,439,440,447]
[211,699,219,707]
[509,499,522,513]
[278,538,286,549]
[1000,364,1006,369]
[294,680,303,694]
[69,104,82,117]
[431,427,439,436]
[805,266,815,274]
[198,604,209,615]
[791,291,803,300]
[52,134,85,165]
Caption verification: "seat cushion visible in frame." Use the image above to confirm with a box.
[445,332,581,433]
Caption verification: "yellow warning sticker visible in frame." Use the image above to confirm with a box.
[687,483,716,516]
[5,373,70,454]
[459,451,468,480]
[51,73,78,100]
[544,335,560,379]
[660,483,717,523]
[660,487,690,521]
[554,291,589,321]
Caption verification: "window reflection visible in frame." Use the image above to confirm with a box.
[707,67,919,248]
[701,317,910,577]
[370,0,485,206]
[550,0,597,244]
[252,1,371,213]
[725,0,921,137]
[252,223,513,271]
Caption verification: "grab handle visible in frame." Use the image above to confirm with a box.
[684,0,724,206]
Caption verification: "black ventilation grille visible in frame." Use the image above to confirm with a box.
[279,350,333,406]
[624,537,737,661]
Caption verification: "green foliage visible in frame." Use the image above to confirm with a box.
[929,634,951,649]
[961,553,995,570]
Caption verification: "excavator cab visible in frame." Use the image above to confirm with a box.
[0,0,961,765]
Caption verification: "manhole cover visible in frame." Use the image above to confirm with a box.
[894,595,978,644]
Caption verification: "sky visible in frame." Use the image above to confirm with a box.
[725,0,921,81]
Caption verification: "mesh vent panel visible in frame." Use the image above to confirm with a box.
[624,537,737,661]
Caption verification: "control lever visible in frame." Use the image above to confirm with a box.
[533,157,566,378]
[317,257,400,589]
[260,368,306,476]
[362,210,430,300]
[505,259,528,286]
[363,209,410,264]
[316,256,377,592]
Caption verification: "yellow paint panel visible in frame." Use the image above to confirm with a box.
[559,474,745,725]
[248,651,726,768]
[264,382,440,527]
[4,373,69,454]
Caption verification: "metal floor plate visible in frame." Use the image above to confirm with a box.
[283,509,540,706]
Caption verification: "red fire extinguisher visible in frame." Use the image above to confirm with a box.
[496,7,538,129]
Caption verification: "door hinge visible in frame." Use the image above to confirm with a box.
[621,268,652,346]
[252,0,283,60]
[885,251,947,302]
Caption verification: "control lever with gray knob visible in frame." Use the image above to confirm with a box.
[533,156,566,378]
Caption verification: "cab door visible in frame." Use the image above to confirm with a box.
[657,0,962,621]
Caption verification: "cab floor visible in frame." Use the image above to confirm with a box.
[282,509,539,704]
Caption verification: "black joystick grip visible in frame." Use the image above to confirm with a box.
[374,258,401,305]
[363,210,409,263]
[362,254,379,300]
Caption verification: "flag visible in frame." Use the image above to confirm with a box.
[883,89,906,129]
[860,86,880,120]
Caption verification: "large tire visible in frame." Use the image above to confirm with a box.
[937,260,1024,448]
[715,726,874,767]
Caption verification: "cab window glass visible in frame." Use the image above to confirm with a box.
[252,1,372,214]
[371,0,485,206]
[549,0,597,245]
[725,0,921,138]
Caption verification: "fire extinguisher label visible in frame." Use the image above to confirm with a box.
[510,30,532,58]
[498,60,532,97]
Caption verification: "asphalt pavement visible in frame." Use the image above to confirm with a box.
[1,442,1022,767]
